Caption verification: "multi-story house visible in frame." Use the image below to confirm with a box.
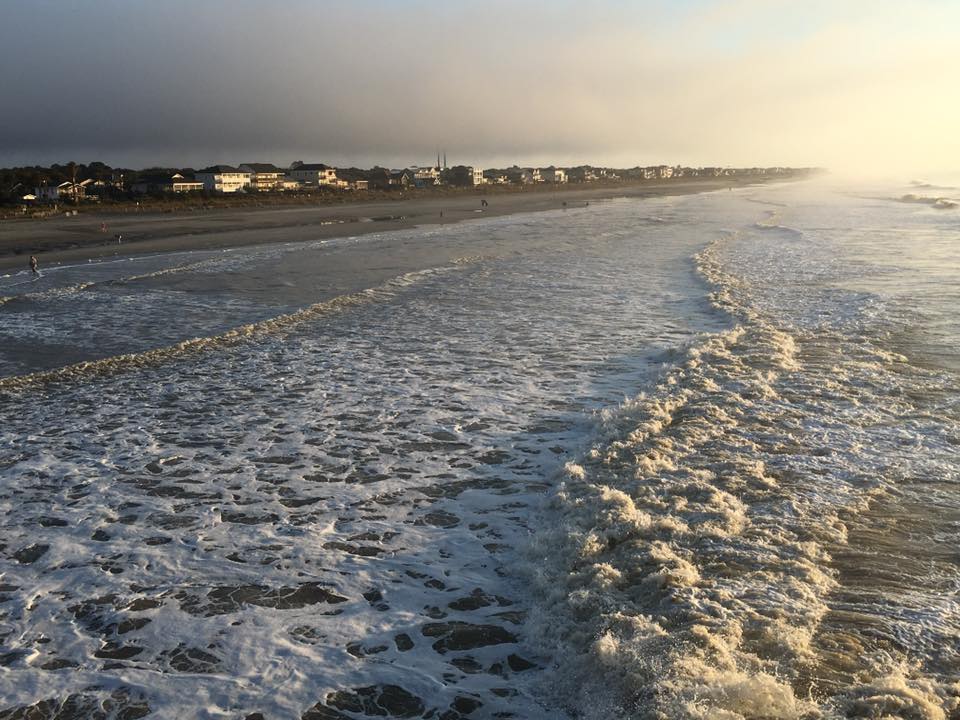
[414,166,442,186]
[195,165,251,193]
[288,163,338,187]
[132,173,204,194]
[239,164,286,191]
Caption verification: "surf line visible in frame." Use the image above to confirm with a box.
[0,258,223,308]
[0,256,486,392]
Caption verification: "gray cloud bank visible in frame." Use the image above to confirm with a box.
[2,1,958,176]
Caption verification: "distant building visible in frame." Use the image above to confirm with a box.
[35,182,72,201]
[288,163,338,187]
[239,163,286,191]
[568,167,597,183]
[195,165,251,193]
[413,166,442,187]
[390,169,416,187]
[483,170,509,184]
[443,165,484,187]
[330,168,371,191]
[505,167,534,184]
[365,168,391,190]
[82,179,114,195]
[132,173,203,194]
[540,168,567,183]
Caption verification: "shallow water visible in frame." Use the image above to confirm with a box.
[1,183,958,719]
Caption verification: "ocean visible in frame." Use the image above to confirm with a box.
[0,180,957,719]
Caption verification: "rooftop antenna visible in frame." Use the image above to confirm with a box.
[443,151,447,169]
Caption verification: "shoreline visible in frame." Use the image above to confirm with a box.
[0,177,773,271]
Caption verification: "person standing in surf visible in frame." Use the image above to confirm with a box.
[29,255,39,277]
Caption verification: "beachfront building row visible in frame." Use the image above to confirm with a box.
[22,162,807,202]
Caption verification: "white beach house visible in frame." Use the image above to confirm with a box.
[239,164,287,191]
[413,166,442,186]
[195,166,251,193]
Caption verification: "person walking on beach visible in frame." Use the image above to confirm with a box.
[29,255,39,277]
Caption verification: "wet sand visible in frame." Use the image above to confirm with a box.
[0,179,758,271]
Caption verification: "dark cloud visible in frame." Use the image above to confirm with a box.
[2,1,958,175]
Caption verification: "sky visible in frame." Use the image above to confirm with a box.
[1,0,958,178]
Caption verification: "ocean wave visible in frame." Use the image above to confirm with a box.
[0,258,222,307]
[895,194,959,209]
[524,230,958,718]
[0,257,484,392]
[751,210,805,239]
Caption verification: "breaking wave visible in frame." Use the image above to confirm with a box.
[0,258,220,307]
[525,230,960,718]
[0,257,483,392]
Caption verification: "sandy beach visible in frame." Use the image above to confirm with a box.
[0,178,760,271]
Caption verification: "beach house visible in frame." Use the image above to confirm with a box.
[413,166,442,187]
[34,182,76,201]
[483,170,509,184]
[132,173,204,194]
[505,167,534,184]
[195,166,251,193]
[568,167,597,183]
[288,163,338,187]
[329,168,369,191]
[390,169,416,187]
[239,164,286,191]
[442,165,484,187]
[540,168,567,183]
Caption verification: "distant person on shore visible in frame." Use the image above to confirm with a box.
[481,199,488,207]
[29,255,39,277]
[116,233,122,244]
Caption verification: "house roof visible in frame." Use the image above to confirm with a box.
[240,163,281,173]
[335,168,368,181]
[293,163,331,171]
[197,165,242,174]
[136,173,198,184]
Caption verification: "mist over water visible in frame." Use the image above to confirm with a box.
[1,183,959,718]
